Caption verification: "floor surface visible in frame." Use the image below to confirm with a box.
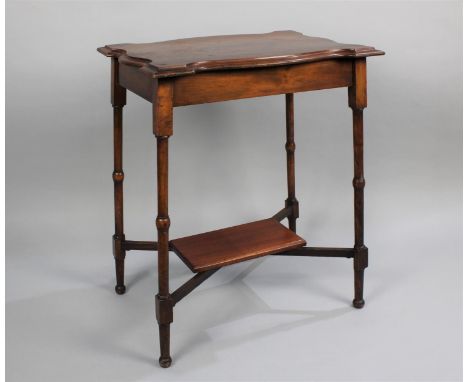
[6,203,461,381]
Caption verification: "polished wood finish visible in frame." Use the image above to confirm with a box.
[153,81,173,136]
[171,219,306,272]
[285,93,299,232]
[171,269,219,305]
[271,206,293,222]
[116,59,353,104]
[98,31,383,78]
[98,31,383,368]
[153,82,174,368]
[274,247,354,258]
[348,58,369,309]
[111,57,127,295]
[171,60,352,106]
[124,240,158,251]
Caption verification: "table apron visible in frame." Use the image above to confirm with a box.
[119,59,353,105]
[172,60,352,106]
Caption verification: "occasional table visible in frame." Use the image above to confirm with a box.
[97,31,384,367]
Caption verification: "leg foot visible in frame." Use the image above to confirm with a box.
[115,284,126,295]
[114,256,125,294]
[352,298,365,309]
[158,323,172,368]
[113,235,126,294]
[159,356,172,368]
[353,268,365,309]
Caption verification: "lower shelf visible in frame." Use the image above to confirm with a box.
[170,218,306,272]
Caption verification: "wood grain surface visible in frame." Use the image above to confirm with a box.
[170,219,307,272]
[98,30,383,78]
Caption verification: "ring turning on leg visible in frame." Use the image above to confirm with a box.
[111,57,127,295]
[285,93,299,232]
[154,80,174,367]
[348,58,368,308]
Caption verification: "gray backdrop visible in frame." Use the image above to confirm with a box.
[6,1,462,381]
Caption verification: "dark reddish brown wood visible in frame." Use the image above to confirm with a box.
[153,80,173,136]
[271,206,293,221]
[348,58,368,309]
[115,60,353,105]
[274,247,354,258]
[171,60,352,106]
[285,93,299,232]
[98,32,383,368]
[154,83,173,368]
[171,219,306,272]
[98,31,383,78]
[155,135,171,296]
[171,269,219,305]
[119,63,156,102]
[111,57,127,295]
[155,310,171,368]
[124,240,158,251]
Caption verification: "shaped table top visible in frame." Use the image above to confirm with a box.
[98,31,384,78]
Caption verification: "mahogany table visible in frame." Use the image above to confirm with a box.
[97,31,384,368]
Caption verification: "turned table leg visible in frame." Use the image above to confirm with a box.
[348,59,368,309]
[285,93,299,232]
[111,57,127,295]
[154,81,174,368]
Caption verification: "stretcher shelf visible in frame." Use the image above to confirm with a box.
[170,218,306,272]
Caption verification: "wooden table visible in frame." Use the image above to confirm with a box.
[98,31,384,368]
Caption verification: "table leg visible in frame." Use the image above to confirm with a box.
[348,59,368,309]
[111,58,127,295]
[285,93,299,232]
[154,81,174,367]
